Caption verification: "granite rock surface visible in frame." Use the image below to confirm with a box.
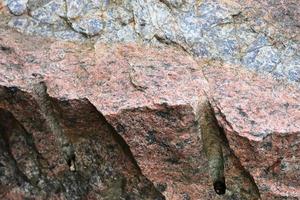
[0,24,259,199]
[1,18,300,199]
[1,2,300,200]
[203,61,300,199]
[0,24,164,200]
[3,0,300,84]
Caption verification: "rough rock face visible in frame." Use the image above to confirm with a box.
[1,2,300,200]
[203,62,300,199]
[0,25,258,199]
[1,18,300,199]
[3,0,300,84]
[0,26,164,200]
[0,93,164,200]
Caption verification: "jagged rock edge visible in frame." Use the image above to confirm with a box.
[0,85,165,199]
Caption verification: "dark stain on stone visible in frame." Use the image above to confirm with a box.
[175,141,185,149]
[283,102,289,109]
[7,86,19,95]
[140,19,146,27]
[156,182,167,192]
[237,107,248,117]
[0,45,13,53]
[262,141,272,151]
[146,130,157,145]
[1,86,25,105]
[156,110,170,119]
[232,11,243,19]
[158,138,171,149]
[214,180,226,195]
[182,192,191,200]
[116,123,126,134]
[165,156,181,165]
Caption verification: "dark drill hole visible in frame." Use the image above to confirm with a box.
[213,180,226,195]
[67,153,76,172]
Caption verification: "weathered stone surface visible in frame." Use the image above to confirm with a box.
[92,44,260,199]
[71,18,105,36]
[0,32,164,200]
[3,0,300,84]
[0,25,263,199]
[1,10,300,199]
[203,62,300,199]
[6,0,28,16]
[0,96,164,200]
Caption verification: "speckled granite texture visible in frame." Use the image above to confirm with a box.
[1,1,300,200]
[203,62,300,199]
[2,0,300,84]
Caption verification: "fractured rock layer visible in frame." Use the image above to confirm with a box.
[0,85,164,199]
[0,20,300,200]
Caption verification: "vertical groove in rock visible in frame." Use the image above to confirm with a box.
[198,99,261,199]
[0,109,31,183]
[199,100,226,195]
[32,80,76,171]
[201,63,300,199]
[0,108,48,198]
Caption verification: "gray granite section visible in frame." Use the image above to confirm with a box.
[5,0,300,84]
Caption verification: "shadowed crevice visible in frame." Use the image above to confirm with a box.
[85,99,142,172]
[0,83,165,199]
[215,116,261,199]
[52,97,165,199]
[200,100,261,199]
[198,100,226,195]
[32,81,76,172]
[0,109,36,187]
